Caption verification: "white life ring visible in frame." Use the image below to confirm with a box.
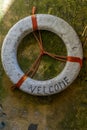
[1,14,83,96]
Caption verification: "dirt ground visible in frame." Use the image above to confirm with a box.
[0,0,87,130]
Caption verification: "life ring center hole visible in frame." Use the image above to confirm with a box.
[17,30,67,80]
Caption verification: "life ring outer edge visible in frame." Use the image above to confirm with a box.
[1,14,83,96]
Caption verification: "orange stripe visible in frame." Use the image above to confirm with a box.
[15,75,28,88]
[14,56,82,88]
[67,56,82,67]
[31,15,38,31]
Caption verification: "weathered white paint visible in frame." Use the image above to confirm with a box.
[1,14,83,96]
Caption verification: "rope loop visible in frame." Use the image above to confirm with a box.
[11,7,82,90]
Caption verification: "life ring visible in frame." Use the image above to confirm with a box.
[1,14,83,96]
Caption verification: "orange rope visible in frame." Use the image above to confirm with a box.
[25,54,42,77]
[32,6,36,15]
[38,31,44,50]
[12,6,82,89]
[31,6,38,31]
[44,51,66,62]
[33,32,43,52]
[12,54,42,89]
[33,30,67,62]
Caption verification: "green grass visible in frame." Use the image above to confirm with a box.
[61,85,87,130]
[17,30,67,80]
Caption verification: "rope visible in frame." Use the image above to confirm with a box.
[12,54,42,89]
[33,30,67,62]
[12,6,83,89]
[31,6,38,31]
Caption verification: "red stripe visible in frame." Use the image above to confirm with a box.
[15,14,38,88]
[31,15,38,31]
[14,56,82,88]
[67,56,82,67]
[15,75,28,88]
